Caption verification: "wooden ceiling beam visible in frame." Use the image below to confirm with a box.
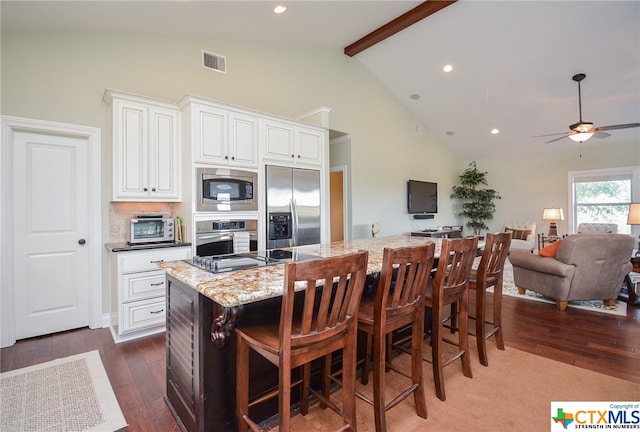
[344,0,458,57]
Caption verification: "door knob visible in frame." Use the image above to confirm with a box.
[78,239,86,245]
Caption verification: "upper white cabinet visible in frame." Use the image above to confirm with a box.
[181,98,258,168]
[261,119,324,167]
[104,90,180,201]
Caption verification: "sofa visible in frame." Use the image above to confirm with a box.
[577,223,618,234]
[509,233,634,310]
[504,221,536,252]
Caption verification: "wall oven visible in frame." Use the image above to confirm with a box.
[196,167,258,212]
[195,219,258,257]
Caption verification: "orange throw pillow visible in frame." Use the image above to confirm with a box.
[539,240,562,257]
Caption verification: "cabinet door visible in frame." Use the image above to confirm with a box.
[113,100,149,199]
[194,105,228,164]
[262,120,295,162]
[110,95,180,201]
[148,107,180,200]
[296,127,323,166]
[229,112,258,167]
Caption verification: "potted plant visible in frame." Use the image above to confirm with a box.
[450,161,501,237]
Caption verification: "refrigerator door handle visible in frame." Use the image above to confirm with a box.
[291,199,298,246]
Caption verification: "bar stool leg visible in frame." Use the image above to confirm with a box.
[411,311,428,419]
[475,284,489,366]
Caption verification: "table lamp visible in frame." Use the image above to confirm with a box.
[542,208,564,236]
[627,202,640,255]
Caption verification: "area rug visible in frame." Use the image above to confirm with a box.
[288,339,640,431]
[488,257,627,316]
[0,350,128,432]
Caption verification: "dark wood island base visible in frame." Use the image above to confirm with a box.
[165,275,288,432]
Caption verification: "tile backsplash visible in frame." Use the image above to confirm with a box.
[109,202,179,243]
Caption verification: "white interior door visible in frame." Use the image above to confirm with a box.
[12,130,91,339]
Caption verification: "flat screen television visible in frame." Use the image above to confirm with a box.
[407,180,438,214]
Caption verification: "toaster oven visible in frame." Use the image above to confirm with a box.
[127,214,175,244]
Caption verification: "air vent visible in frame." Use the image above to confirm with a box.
[202,50,227,74]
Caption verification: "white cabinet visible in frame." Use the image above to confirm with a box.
[261,119,324,166]
[186,101,258,168]
[104,89,180,201]
[110,246,191,343]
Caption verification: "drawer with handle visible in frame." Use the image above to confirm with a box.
[120,247,191,274]
[122,270,166,302]
[120,297,166,333]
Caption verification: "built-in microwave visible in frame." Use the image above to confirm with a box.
[196,168,258,212]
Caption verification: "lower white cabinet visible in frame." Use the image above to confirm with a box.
[110,246,191,343]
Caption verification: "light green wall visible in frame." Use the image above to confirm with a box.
[1,30,463,237]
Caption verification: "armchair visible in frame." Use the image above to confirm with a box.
[509,233,634,310]
[504,221,536,252]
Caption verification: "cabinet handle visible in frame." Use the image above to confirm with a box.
[231,156,235,160]
[150,282,164,286]
[291,154,295,158]
[152,188,156,192]
[225,155,229,160]
[150,259,164,264]
[297,155,301,158]
[143,187,148,191]
[150,309,164,314]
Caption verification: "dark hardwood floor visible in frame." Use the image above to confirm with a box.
[2,294,639,432]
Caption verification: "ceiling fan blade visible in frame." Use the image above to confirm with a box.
[532,132,568,138]
[546,135,570,143]
[593,131,611,139]
[596,123,640,131]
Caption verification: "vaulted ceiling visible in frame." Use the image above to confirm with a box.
[3,1,639,160]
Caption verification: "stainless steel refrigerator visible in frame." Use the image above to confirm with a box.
[266,165,321,249]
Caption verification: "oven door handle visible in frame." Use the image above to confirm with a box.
[197,234,233,242]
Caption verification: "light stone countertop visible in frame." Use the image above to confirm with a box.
[159,235,443,308]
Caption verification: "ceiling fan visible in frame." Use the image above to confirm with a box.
[533,73,640,144]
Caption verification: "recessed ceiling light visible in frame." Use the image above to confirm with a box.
[443,64,453,73]
[274,5,287,14]
[410,93,421,100]
[445,131,455,136]
[491,128,500,135]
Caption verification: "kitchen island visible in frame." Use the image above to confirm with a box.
[160,235,442,432]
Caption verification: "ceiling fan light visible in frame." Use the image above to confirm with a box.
[569,132,594,142]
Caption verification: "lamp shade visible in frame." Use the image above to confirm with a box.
[627,203,640,225]
[542,208,564,221]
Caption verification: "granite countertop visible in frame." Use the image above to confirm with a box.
[159,235,443,308]
[105,241,192,252]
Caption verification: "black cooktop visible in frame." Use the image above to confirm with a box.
[266,249,321,262]
[187,249,319,273]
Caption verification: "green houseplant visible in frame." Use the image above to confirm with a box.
[450,161,501,236]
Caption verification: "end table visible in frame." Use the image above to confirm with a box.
[538,234,564,252]
[620,255,640,306]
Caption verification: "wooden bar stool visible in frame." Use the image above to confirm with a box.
[469,231,512,366]
[424,236,477,401]
[357,244,435,432]
[235,251,369,432]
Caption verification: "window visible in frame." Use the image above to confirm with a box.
[568,167,640,234]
